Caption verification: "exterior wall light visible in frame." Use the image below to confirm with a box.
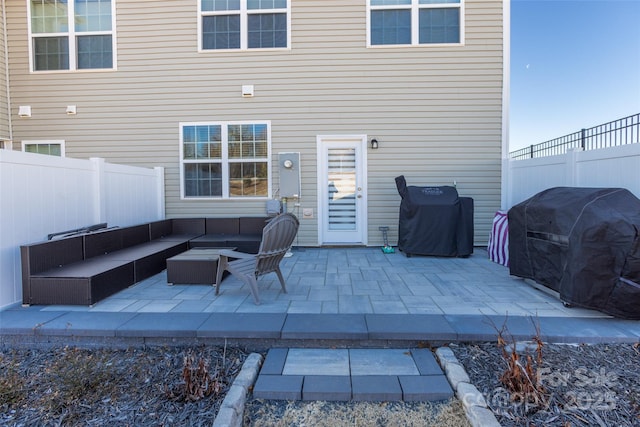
[242,85,254,97]
[370,138,378,149]
[66,105,77,115]
[18,106,31,118]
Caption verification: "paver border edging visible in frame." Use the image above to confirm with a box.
[217,347,500,427]
[213,352,263,427]
[436,347,501,427]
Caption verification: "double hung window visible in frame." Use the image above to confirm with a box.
[29,0,115,71]
[369,0,463,46]
[180,122,270,199]
[200,0,290,50]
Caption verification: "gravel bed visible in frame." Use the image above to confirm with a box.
[452,342,640,427]
[243,399,470,426]
[0,345,247,426]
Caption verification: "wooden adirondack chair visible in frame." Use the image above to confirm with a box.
[214,213,299,304]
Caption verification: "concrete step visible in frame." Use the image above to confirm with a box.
[253,347,454,402]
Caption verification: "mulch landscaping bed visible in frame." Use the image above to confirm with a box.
[1,344,469,427]
[2,342,640,426]
[452,342,640,427]
[0,345,247,426]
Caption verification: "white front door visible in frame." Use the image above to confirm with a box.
[317,135,368,245]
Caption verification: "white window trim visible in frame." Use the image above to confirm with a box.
[197,0,291,52]
[22,140,66,156]
[366,0,465,48]
[179,121,272,200]
[27,0,118,73]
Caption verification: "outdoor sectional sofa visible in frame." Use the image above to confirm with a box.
[20,217,268,306]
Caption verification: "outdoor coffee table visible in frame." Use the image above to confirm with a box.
[166,248,234,285]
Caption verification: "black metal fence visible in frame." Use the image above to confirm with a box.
[509,113,640,160]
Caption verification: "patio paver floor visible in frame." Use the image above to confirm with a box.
[20,247,607,317]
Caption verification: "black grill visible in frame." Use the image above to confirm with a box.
[395,175,473,257]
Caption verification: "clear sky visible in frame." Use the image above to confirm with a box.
[509,0,640,152]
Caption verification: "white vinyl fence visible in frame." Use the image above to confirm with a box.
[504,143,640,209]
[0,150,164,309]
[3,142,638,308]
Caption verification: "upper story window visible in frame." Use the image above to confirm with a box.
[368,0,463,46]
[180,122,271,199]
[29,0,116,71]
[199,0,290,51]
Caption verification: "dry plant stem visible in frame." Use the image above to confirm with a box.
[489,315,549,411]
[166,351,224,403]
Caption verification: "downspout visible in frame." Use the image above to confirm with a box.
[2,0,13,145]
[500,0,511,210]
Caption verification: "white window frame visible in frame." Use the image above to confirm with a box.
[198,0,291,52]
[366,0,465,47]
[22,140,66,156]
[179,121,272,200]
[27,0,118,72]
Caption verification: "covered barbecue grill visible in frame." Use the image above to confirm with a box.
[508,186,640,319]
[395,175,473,257]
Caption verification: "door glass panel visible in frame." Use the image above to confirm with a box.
[327,148,356,231]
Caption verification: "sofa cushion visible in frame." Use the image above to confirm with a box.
[29,259,135,305]
[84,228,124,259]
[206,218,240,234]
[121,224,151,247]
[188,235,230,248]
[103,240,189,282]
[21,236,84,275]
[226,235,262,254]
[172,218,206,235]
[31,257,133,278]
[103,240,184,262]
[240,217,268,234]
[149,219,204,242]
[188,233,263,253]
[149,219,173,239]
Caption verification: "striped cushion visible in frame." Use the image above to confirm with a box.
[488,210,509,266]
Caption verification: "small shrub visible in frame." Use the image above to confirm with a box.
[492,317,549,413]
[166,352,222,402]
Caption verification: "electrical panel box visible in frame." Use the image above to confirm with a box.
[278,152,301,198]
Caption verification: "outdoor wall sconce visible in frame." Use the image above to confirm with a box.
[241,85,254,97]
[18,106,31,118]
[370,138,379,149]
[66,105,77,115]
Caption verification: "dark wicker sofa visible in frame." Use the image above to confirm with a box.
[188,217,267,253]
[20,217,268,306]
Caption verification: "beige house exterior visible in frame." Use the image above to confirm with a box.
[1,2,10,143]
[2,0,508,247]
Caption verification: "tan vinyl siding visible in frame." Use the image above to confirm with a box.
[6,0,504,246]
[0,1,9,141]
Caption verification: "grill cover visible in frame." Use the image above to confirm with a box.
[508,186,640,319]
[395,175,473,257]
